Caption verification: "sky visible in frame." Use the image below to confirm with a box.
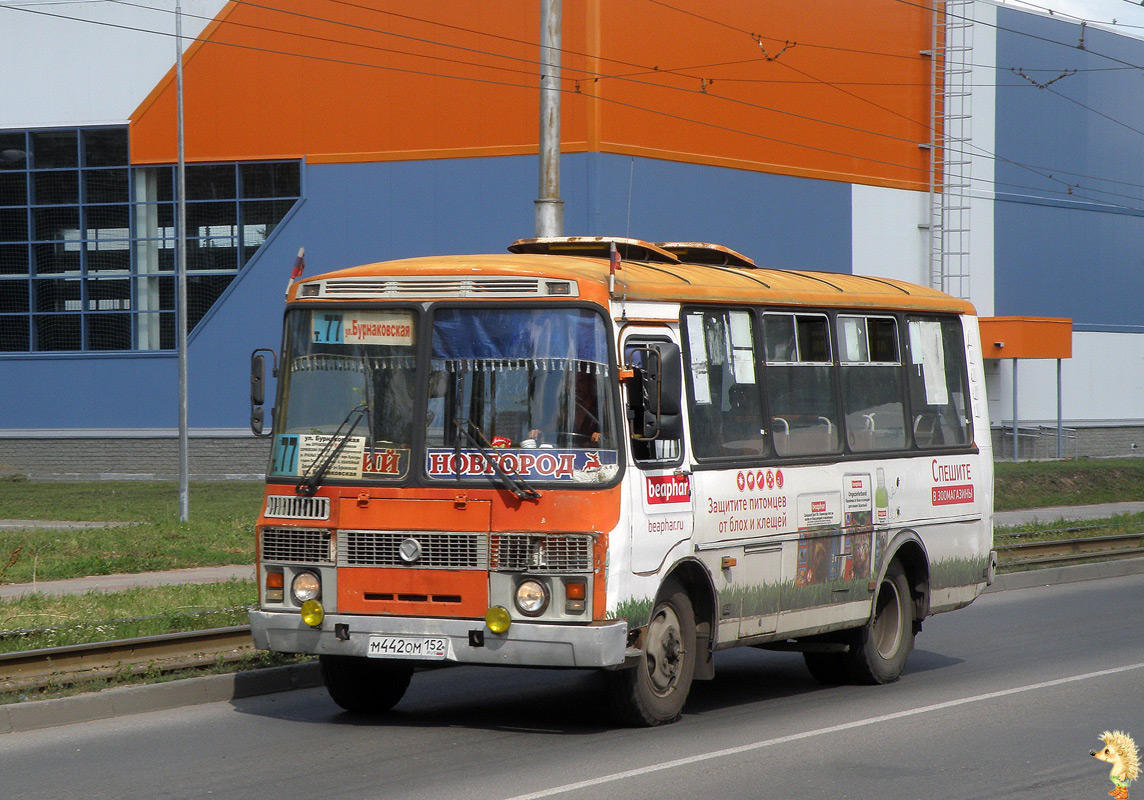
[1003,0,1144,35]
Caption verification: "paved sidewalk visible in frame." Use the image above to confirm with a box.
[0,565,253,600]
[994,500,1144,527]
[0,520,135,530]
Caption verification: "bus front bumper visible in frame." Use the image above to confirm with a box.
[249,610,629,669]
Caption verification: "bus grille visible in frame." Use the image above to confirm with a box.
[261,527,334,564]
[491,534,593,573]
[264,495,330,520]
[340,530,488,569]
[319,276,553,298]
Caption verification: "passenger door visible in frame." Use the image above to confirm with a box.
[621,329,693,575]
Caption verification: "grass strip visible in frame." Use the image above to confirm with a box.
[0,579,256,652]
[994,458,1144,510]
[0,481,261,584]
[995,512,1144,543]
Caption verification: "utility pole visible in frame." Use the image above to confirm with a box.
[176,0,190,521]
[535,0,563,237]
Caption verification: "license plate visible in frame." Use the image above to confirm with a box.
[367,635,448,660]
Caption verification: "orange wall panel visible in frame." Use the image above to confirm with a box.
[589,1,932,188]
[132,0,587,164]
[131,0,931,189]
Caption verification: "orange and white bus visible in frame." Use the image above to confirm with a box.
[249,236,995,726]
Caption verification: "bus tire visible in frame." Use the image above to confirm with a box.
[845,561,915,685]
[803,651,849,685]
[606,579,697,726]
[319,654,414,714]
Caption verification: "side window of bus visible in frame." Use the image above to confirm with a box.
[683,308,766,459]
[838,316,907,452]
[906,317,972,448]
[762,313,842,457]
[624,340,684,466]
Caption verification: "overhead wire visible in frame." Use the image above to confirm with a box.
[0,1,1124,209]
[641,0,1144,209]
[233,0,1142,86]
[99,0,943,155]
[5,0,1144,212]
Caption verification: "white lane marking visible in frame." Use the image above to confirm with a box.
[503,662,1144,800]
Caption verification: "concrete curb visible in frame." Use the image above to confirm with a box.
[0,661,323,735]
[985,555,1144,592]
[3,557,1142,735]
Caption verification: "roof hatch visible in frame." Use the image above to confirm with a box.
[508,236,680,264]
[655,241,757,269]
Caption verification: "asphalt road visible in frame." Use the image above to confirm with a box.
[1,573,1141,800]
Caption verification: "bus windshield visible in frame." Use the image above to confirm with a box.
[271,308,419,483]
[425,307,619,484]
[270,305,619,486]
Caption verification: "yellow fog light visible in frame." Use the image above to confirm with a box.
[485,605,512,634]
[300,599,325,627]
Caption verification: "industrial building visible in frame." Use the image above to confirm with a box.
[2,0,1142,477]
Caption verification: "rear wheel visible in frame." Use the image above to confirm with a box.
[606,580,697,726]
[320,654,414,714]
[845,561,915,684]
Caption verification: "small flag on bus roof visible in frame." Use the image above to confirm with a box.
[609,241,621,275]
[286,247,305,296]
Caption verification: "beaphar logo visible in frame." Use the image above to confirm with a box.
[646,474,691,505]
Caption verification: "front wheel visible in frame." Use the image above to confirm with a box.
[845,561,915,684]
[320,654,414,714]
[605,580,697,726]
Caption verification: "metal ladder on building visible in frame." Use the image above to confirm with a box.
[928,0,974,300]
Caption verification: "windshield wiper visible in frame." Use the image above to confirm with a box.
[453,418,541,501]
[296,402,368,496]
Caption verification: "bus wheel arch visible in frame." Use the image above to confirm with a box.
[663,558,716,681]
[845,538,929,685]
[606,564,710,726]
[884,534,931,626]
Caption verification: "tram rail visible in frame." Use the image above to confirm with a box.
[995,529,1144,568]
[2,533,1141,695]
[0,626,255,694]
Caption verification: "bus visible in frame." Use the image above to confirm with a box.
[248,236,995,726]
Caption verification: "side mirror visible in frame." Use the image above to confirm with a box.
[250,348,278,437]
[629,342,684,440]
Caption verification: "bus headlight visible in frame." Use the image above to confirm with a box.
[291,571,321,604]
[514,579,549,616]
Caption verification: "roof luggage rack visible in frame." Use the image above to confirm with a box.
[508,236,680,264]
[655,241,757,269]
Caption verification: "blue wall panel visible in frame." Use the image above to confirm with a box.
[996,201,1144,328]
[995,9,1144,327]
[1,154,851,430]
[567,153,851,271]
[0,354,177,429]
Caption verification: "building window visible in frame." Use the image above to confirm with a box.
[0,126,300,353]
